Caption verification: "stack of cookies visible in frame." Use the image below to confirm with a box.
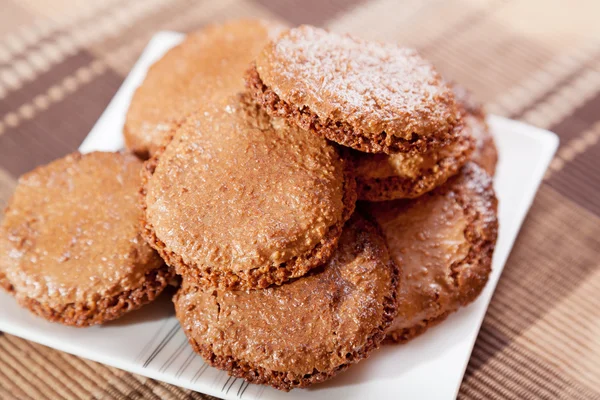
[0,20,498,391]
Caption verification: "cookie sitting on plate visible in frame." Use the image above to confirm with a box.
[174,214,398,391]
[0,152,171,327]
[363,162,498,342]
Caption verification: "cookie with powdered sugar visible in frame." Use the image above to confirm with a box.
[246,25,462,154]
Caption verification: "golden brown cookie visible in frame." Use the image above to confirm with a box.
[174,213,398,391]
[363,162,498,342]
[452,84,498,176]
[0,152,170,327]
[354,85,499,201]
[124,19,285,158]
[141,94,356,291]
[246,25,461,154]
[354,122,475,201]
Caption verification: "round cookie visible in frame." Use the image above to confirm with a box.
[0,152,170,327]
[354,85,498,201]
[354,122,475,201]
[124,19,285,158]
[174,214,398,391]
[246,25,461,154]
[141,94,356,291]
[363,162,498,342]
[452,84,498,176]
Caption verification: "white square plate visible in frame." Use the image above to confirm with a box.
[0,32,559,400]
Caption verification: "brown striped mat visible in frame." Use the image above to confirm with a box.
[1,0,599,399]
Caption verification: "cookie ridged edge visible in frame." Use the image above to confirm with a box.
[0,266,173,327]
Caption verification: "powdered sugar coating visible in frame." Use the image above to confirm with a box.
[255,26,459,144]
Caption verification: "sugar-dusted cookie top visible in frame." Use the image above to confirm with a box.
[248,25,461,153]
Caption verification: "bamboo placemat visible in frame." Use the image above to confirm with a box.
[1,0,599,399]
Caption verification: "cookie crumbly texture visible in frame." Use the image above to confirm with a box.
[0,152,171,327]
[173,214,398,391]
[247,25,462,154]
[452,84,498,176]
[124,19,285,158]
[141,94,356,291]
[354,122,475,201]
[0,267,171,327]
[363,162,498,343]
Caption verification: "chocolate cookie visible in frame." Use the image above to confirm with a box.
[354,122,475,201]
[363,162,498,342]
[141,94,356,291]
[246,25,461,154]
[452,85,498,176]
[0,152,170,327]
[124,19,285,158]
[174,214,398,391]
